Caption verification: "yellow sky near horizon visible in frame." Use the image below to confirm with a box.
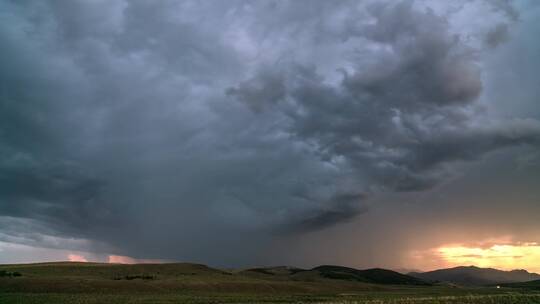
[409,241,540,273]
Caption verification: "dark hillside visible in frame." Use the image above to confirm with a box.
[409,266,540,286]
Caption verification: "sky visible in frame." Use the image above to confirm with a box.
[0,0,540,272]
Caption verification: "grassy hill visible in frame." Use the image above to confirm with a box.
[238,265,429,285]
[311,265,430,285]
[0,262,413,294]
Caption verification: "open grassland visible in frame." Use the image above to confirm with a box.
[1,262,539,303]
[2,292,540,304]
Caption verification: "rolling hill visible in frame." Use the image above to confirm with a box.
[239,265,429,285]
[409,266,540,286]
[311,265,430,285]
[0,262,428,293]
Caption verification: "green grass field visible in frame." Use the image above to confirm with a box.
[1,262,539,303]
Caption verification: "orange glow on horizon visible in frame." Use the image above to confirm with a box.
[68,254,88,262]
[437,242,540,273]
[108,255,138,264]
[108,255,165,264]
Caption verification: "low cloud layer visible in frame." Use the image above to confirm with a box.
[1,0,539,266]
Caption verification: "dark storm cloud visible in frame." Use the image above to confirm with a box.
[484,23,510,47]
[0,0,539,265]
[285,193,367,233]
[226,68,287,113]
[228,1,540,193]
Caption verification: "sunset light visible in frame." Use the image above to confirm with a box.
[67,254,88,263]
[438,243,540,273]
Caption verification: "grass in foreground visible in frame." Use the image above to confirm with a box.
[2,292,540,304]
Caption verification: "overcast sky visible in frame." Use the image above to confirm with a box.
[1,0,539,271]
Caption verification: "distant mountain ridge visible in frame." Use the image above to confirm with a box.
[409,266,540,286]
[241,265,430,285]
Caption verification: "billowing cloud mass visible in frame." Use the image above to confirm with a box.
[0,0,539,268]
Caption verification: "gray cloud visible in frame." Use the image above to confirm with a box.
[284,192,368,234]
[484,23,510,47]
[0,0,539,266]
[227,1,539,194]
